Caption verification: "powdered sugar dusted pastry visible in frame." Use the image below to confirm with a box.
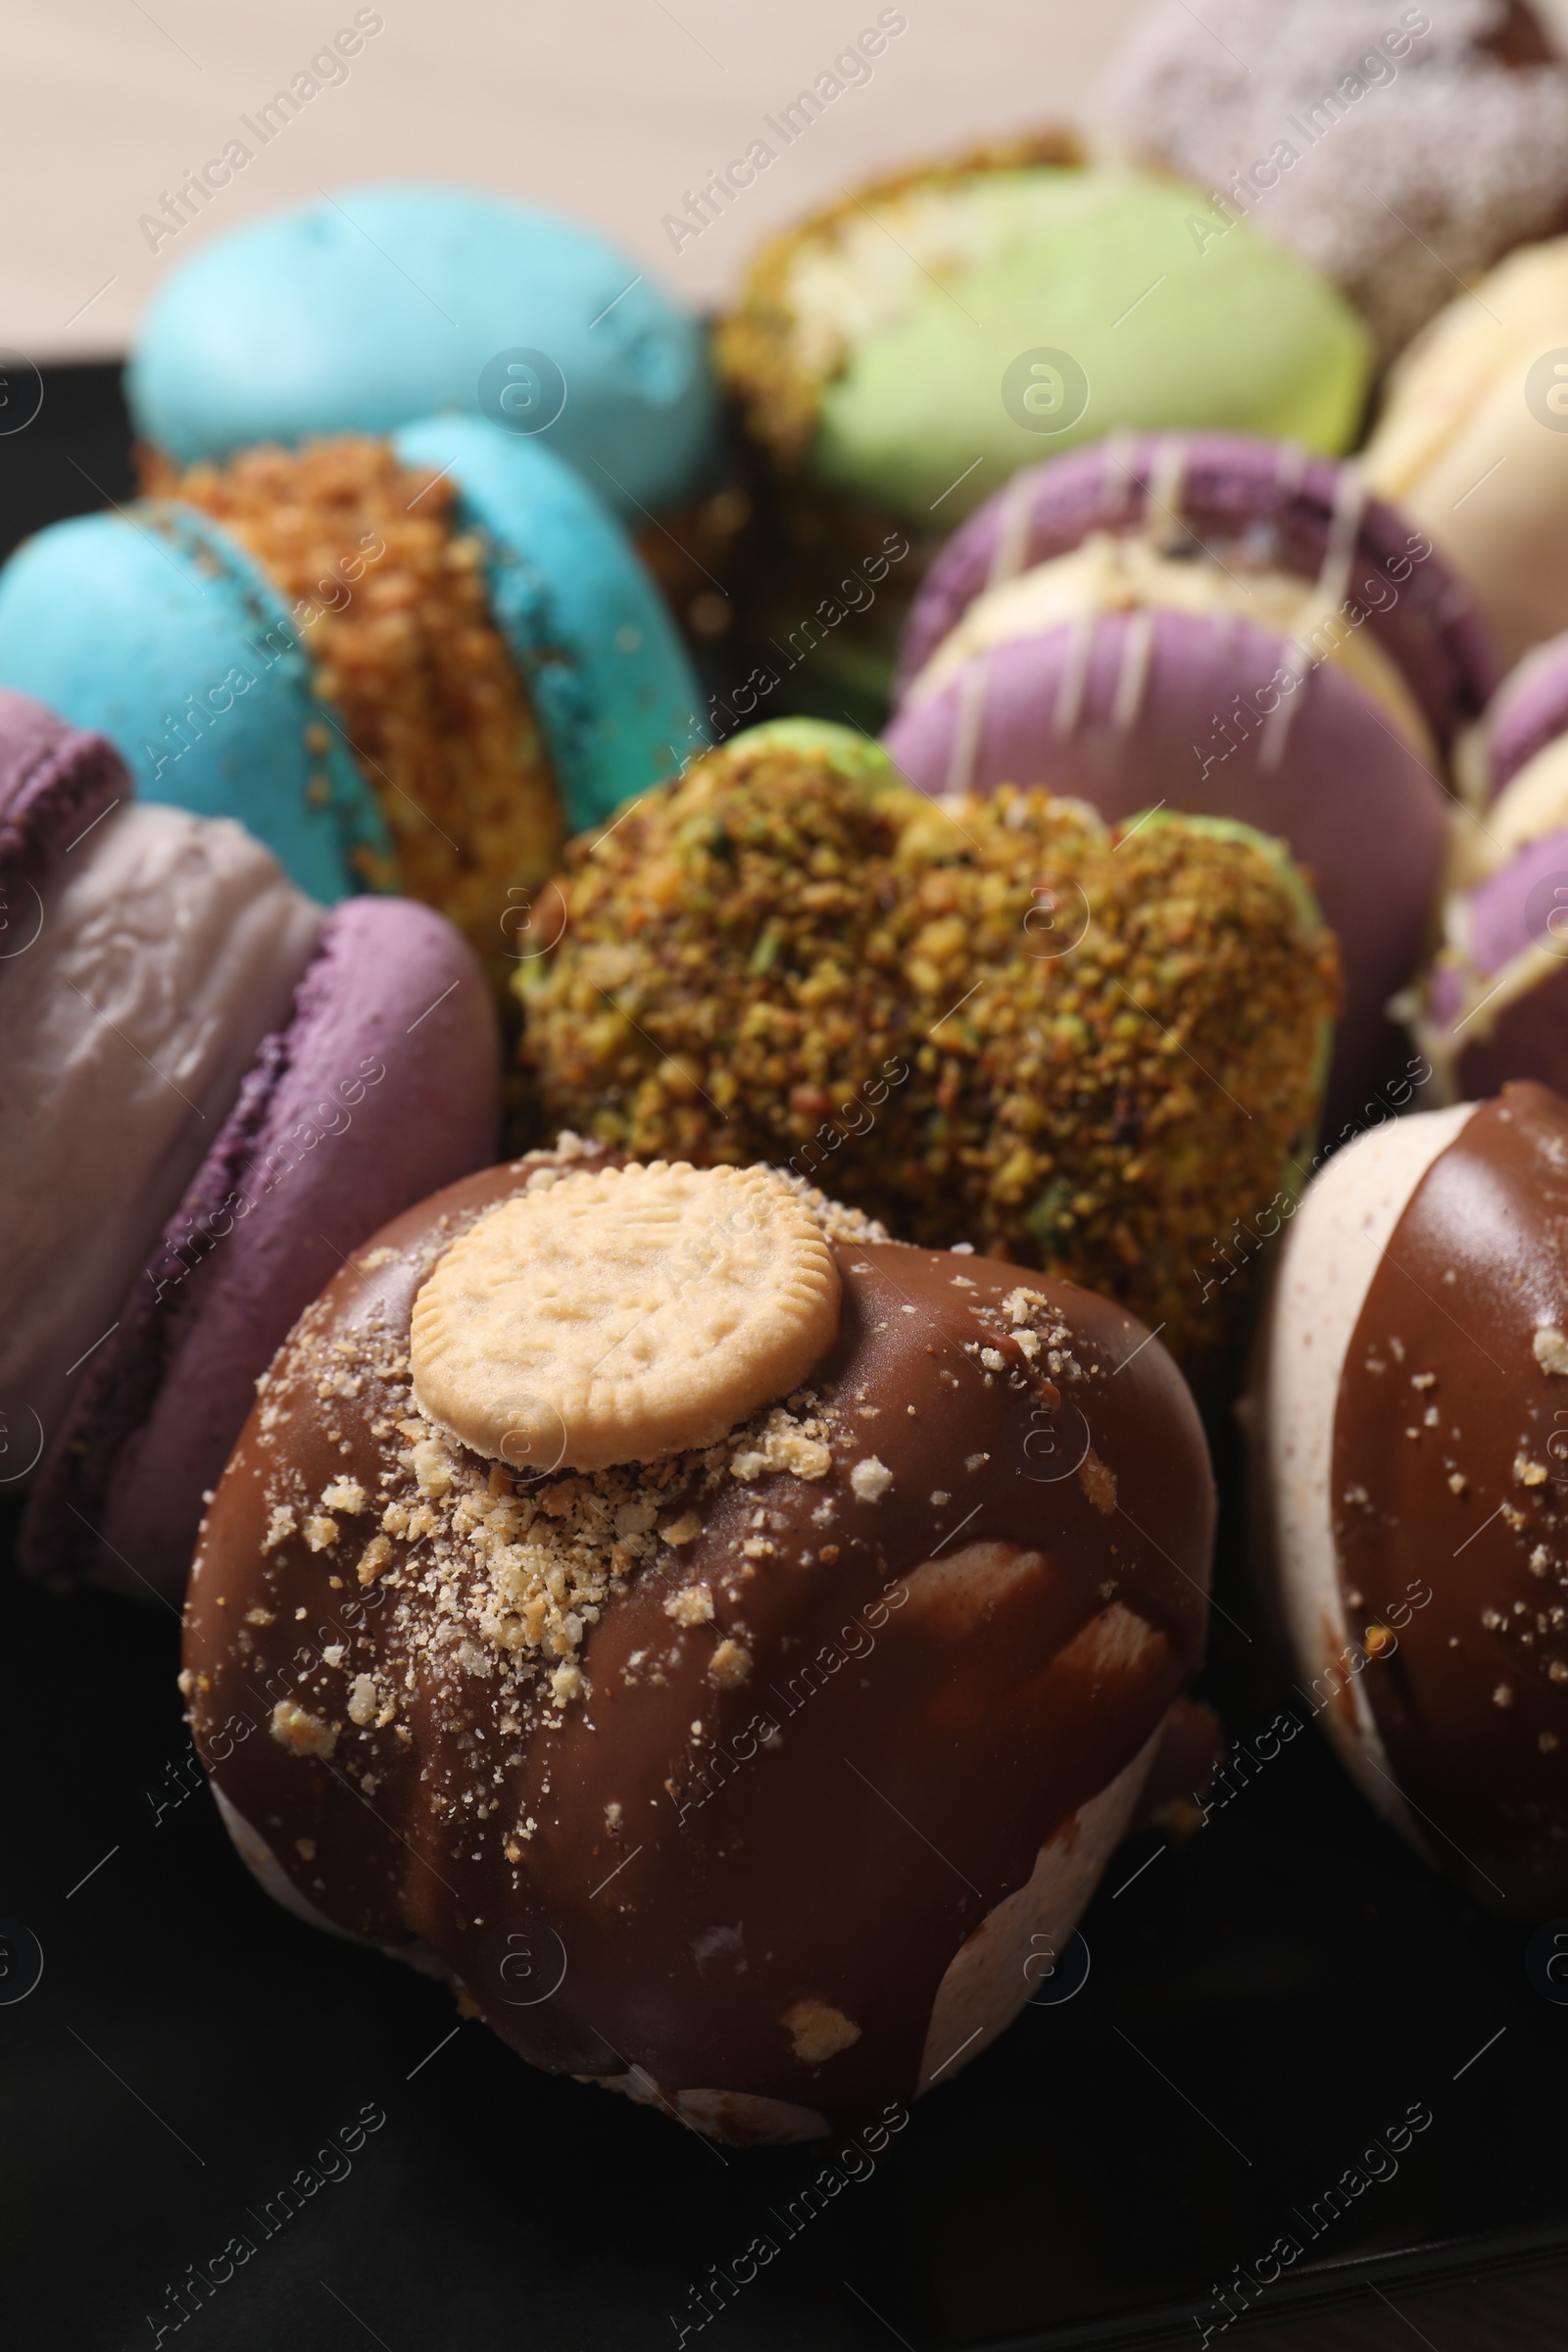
[1094,0,1568,366]
[182,1148,1216,2137]
[1258,1084,1568,1913]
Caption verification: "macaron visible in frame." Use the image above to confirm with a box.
[1093,0,1568,366]
[128,183,718,517]
[1401,630,1568,1097]
[0,419,704,974]
[182,1146,1216,2137]
[883,431,1498,1121]
[1363,233,1568,668]
[714,135,1374,532]
[1258,1080,1568,1915]
[0,690,501,1599]
[516,716,1342,1382]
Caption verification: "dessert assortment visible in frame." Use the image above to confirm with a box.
[182,1148,1216,2135]
[17,0,1568,2147]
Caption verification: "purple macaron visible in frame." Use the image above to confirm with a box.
[1408,635,1568,1100]
[1,691,502,1601]
[1473,627,1568,799]
[883,432,1500,1124]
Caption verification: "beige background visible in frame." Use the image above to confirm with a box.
[6,0,1151,357]
[17,0,1568,360]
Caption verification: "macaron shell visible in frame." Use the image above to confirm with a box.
[895,434,1497,747]
[22,896,501,1598]
[881,606,1447,1121]
[0,506,393,904]
[0,688,128,911]
[395,415,705,833]
[127,183,717,514]
[804,172,1371,524]
[1483,629,1568,793]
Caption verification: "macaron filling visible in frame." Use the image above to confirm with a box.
[1409,714,1568,1091]
[146,434,565,970]
[902,530,1434,756]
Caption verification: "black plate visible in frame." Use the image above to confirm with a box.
[5,1427,1567,2352]
[3,372,1568,2352]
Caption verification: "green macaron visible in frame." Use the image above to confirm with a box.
[717,144,1373,526]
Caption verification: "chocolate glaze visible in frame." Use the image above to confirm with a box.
[184,1152,1213,2121]
[1334,1085,1568,1913]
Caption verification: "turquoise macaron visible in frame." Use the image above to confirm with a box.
[0,416,705,908]
[127,183,718,517]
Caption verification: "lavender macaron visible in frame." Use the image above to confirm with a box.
[1404,629,1568,1099]
[0,690,502,1600]
[883,431,1498,1122]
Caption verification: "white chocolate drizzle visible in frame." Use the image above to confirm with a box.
[944,651,992,795]
[1111,609,1155,735]
[1053,612,1096,739]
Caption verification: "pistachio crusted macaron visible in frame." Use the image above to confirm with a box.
[0,420,703,983]
[516,718,1341,1371]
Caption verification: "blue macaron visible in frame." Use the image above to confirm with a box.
[127,183,718,517]
[0,417,705,905]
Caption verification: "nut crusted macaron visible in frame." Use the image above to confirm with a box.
[515,718,1341,1378]
[0,420,703,978]
[1363,233,1568,668]
[884,431,1496,1122]
[715,137,1372,530]
[1093,0,1568,367]
[1258,1081,1568,1914]
[0,689,502,1600]
[1401,631,1568,1097]
[182,1144,1216,2139]
[127,182,718,518]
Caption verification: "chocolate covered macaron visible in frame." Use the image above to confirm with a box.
[182,1147,1215,2137]
[515,718,1341,1380]
[883,432,1496,1119]
[0,690,501,1598]
[1260,1081,1568,1913]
